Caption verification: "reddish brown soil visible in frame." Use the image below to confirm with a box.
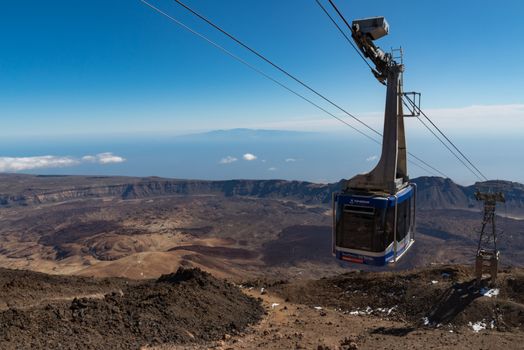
[169,245,259,260]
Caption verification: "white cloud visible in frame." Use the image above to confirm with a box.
[0,152,126,173]
[285,158,297,162]
[82,152,126,164]
[0,156,79,172]
[81,155,97,162]
[219,156,238,164]
[243,153,257,161]
[268,167,277,171]
[246,104,524,135]
[366,155,378,162]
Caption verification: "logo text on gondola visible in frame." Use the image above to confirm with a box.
[348,199,370,205]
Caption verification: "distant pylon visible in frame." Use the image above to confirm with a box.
[474,190,505,285]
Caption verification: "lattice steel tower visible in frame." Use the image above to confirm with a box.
[474,190,505,284]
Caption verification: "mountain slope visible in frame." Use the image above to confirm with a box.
[0,174,522,280]
[0,174,522,215]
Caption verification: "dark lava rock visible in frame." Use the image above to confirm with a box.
[0,267,263,350]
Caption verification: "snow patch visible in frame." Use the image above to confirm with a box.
[480,288,499,297]
[348,306,379,316]
[375,306,397,315]
[469,321,487,332]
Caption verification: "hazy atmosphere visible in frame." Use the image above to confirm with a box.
[1,129,522,185]
[1,0,523,185]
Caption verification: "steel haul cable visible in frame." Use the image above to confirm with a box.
[322,0,488,182]
[172,0,381,137]
[402,99,484,181]
[314,0,373,71]
[418,107,489,181]
[403,96,488,181]
[140,0,448,178]
[139,0,379,145]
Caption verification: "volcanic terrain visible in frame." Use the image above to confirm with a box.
[0,174,523,349]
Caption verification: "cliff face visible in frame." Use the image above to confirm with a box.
[116,179,342,203]
[0,175,343,207]
[0,174,522,216]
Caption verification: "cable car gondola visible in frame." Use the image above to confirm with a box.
[333,184,416,265]
[333,16,417,266]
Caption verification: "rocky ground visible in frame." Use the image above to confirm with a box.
[159,265,524,350]
[1,265,523,349]
[0,268,263,350]
[0,174,523,348]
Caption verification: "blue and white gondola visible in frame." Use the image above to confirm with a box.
[332,184,416,266]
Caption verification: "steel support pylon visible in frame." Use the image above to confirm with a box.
[474,191,505,285]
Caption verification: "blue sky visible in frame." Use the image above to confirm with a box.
[0,1,523,183]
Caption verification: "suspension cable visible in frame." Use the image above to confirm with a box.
[323,0,487,181]
[326,0,355,36]
[402,99,483,181]
[408,157,442,177]
[171,0,381,137]
[314,0,373,71]
[417,107,489,181]
[408,153,448,178]
[140,0,379,145]
[141,0,448,178]
[171,0,450,178]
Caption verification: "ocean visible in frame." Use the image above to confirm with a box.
[0,129,521,185]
